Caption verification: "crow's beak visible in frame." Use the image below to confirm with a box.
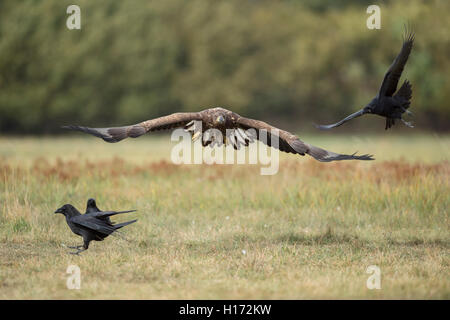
[54,208,63,214]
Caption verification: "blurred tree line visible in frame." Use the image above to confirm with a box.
[0,0,448,134]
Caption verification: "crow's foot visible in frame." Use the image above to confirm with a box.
[66,245,83,249]
[68,248,86,255]
[401,119,414,128]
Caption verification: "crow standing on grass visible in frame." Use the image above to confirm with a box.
[55,202,137,255]
[316,26,415,130]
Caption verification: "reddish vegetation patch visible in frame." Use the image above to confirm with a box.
[0,157,448,183]
[0,157,186,182]
[281,159,449,183]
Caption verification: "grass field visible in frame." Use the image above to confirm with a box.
[0,133,449,299]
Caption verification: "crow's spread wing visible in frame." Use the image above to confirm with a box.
[71,215,117,235]
[88,210,136,219]
[378,26,414,97]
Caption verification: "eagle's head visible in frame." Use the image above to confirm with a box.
[214,115,226,126]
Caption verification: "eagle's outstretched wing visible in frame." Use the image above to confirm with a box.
[63,112,203,143]
[378,26,414,97]
[235,116,374,162]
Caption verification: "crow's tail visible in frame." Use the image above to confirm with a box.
[114,219,137,230]
[394,80,412,109]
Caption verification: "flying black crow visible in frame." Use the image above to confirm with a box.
[63,107,373,162]
[316,26,415,130]
[55,203,137,255]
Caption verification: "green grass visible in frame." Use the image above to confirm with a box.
[0,134,449,299]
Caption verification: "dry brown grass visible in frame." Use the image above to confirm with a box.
[0,135,449,299]
[2,156,448,183]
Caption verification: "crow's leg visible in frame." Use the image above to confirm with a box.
[385,118,393,130]
[68,239,90,255]
[62,243,83,249]
[68,248,86,255]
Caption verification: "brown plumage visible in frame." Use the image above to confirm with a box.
[63,107,373,162]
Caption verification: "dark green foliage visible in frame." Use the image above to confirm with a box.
[0,0,448,133]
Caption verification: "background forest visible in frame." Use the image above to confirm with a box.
[0,0,449,133]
